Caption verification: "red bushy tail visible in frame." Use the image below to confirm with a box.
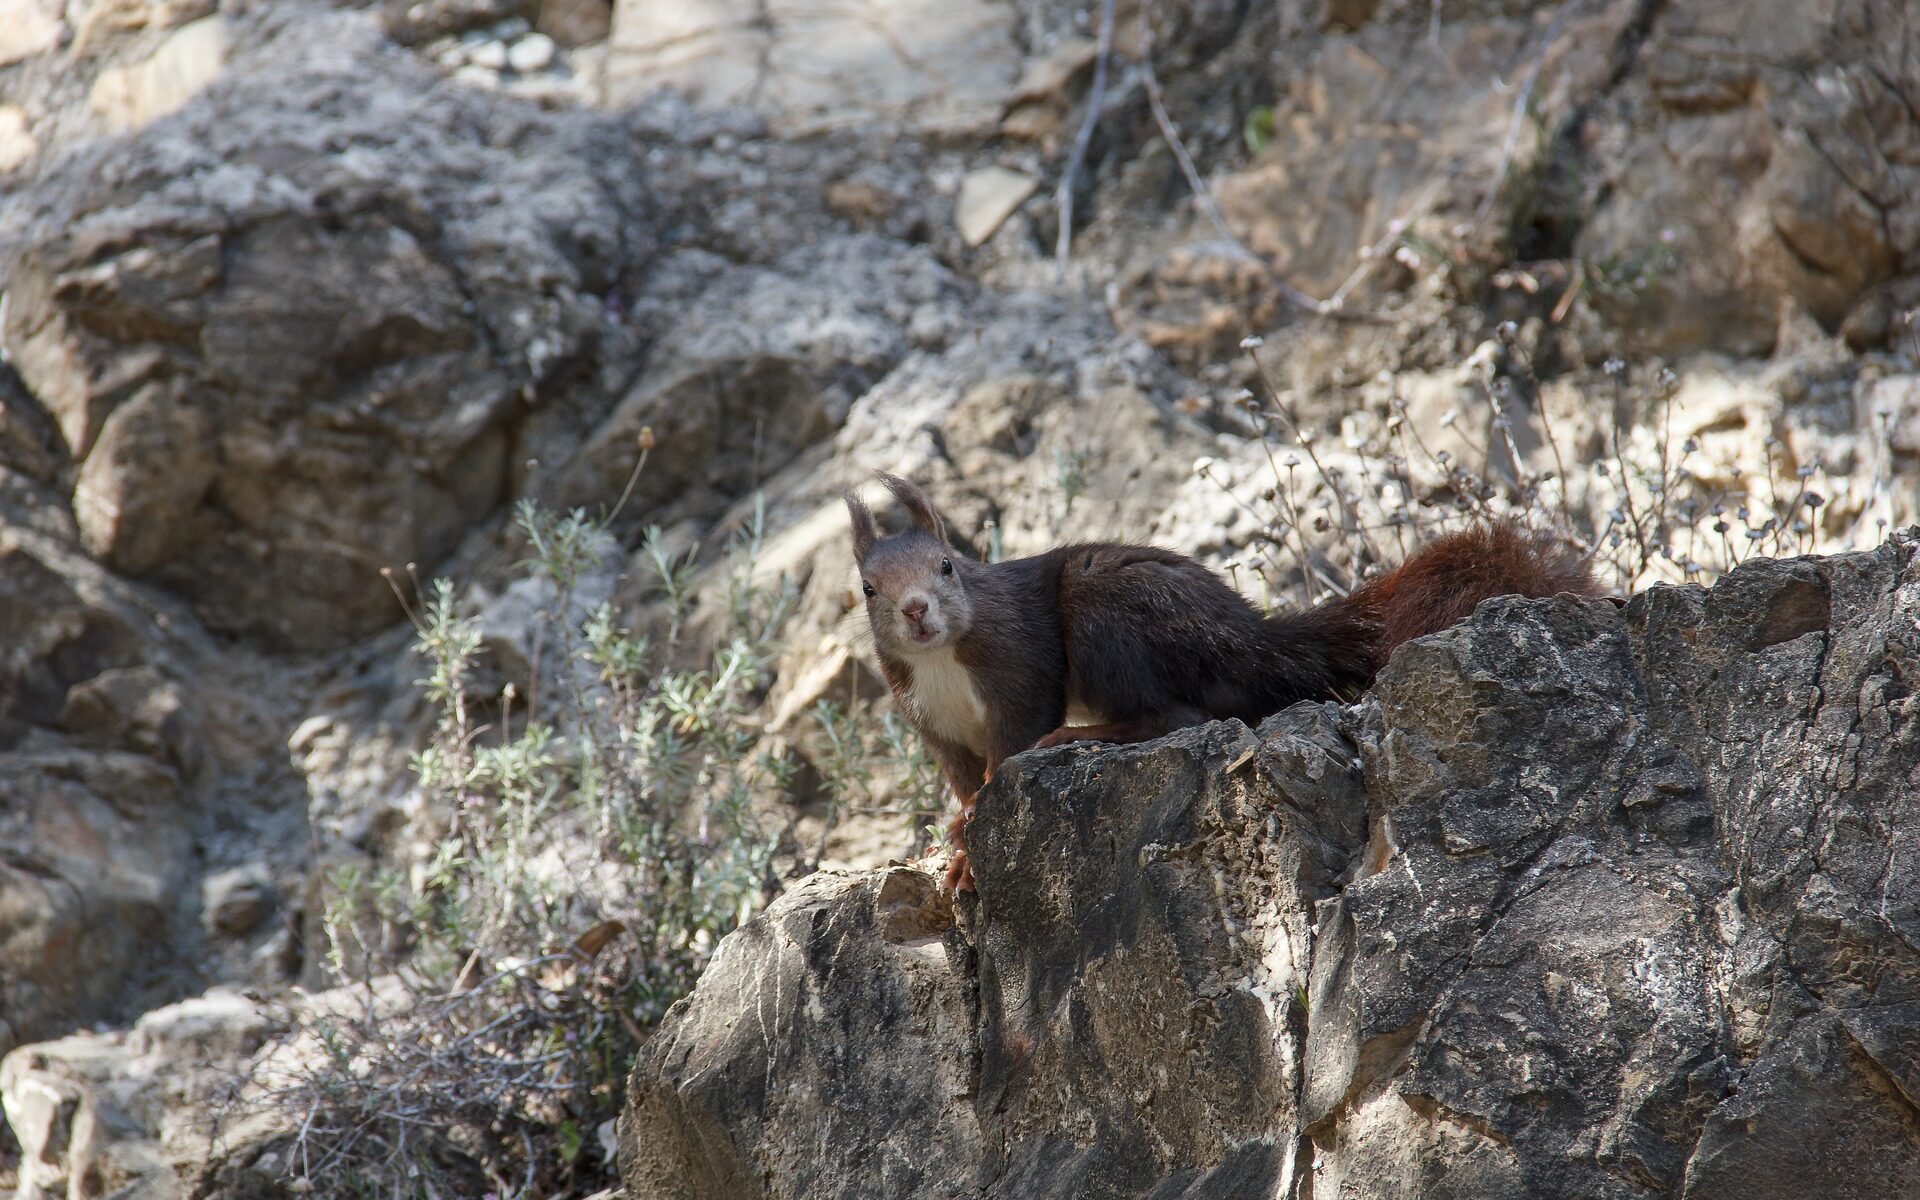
[1343,523,1602,664]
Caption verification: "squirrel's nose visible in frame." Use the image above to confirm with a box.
[900,598,928,622]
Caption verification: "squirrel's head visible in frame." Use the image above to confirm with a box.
[845,473,974,656]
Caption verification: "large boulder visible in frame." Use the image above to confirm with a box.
[1113,0,1920,357]
[618,867,980,1198]
[1,10,649,648]
[619,532,1920,1198]
[549,235,956,528]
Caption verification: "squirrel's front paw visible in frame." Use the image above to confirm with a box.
[943,802,977,893]
[943,847,976,894]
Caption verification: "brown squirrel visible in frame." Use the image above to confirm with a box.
[846,474,1600,892]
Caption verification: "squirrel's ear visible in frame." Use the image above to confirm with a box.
[845,490,878,562]
[876,473,946,544]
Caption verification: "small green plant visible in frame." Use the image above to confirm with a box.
[1583,241,1681,310]
[1054,445,1093,516]
[809,698,946,862]
[1242,104,1275,155]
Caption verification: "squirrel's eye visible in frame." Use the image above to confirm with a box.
[940,558,953,576]
[861,581,875,598]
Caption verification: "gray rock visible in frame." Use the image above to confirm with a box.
[536,0,610,47]
[620,533,1920,1198]
[0,10,649,649]
[0,989,277,1200]
[954,166,1037,248]
[0,524,203,1044]
[619,866,980,1199]
[548,236,948,529]
[1573,0,1920,354]
[604,0,1020,134]
[467,37,508,68]
[379,0,528,47]
[200,866,274,938]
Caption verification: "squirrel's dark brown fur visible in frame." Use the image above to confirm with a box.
[847,474,1600,892]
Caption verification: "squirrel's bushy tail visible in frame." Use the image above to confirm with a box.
[1341,522,1602,666]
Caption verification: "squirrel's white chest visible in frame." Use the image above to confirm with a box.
[906,648,991,755]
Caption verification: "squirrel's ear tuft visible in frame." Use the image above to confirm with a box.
[845,490,878,562]
[876,473,946,543]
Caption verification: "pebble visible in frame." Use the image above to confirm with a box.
[468,39,508,69]
[507,32,556,73]
[453,63,501,89]
[203,866,275,938]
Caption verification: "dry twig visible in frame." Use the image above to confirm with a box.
[1055,0,1119,275]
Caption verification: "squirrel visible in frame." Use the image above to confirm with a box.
[845,473,1600,892]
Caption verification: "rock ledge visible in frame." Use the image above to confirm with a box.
[621,535,1920,1200]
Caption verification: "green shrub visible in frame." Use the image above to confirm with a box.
[265,499,798,1197]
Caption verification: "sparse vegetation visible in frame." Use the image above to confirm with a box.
[230,473,959,1197]
[1207,326,1871,610]
[253,498,803,1197]
[1053,445,1094,519]
[809,697,946,863]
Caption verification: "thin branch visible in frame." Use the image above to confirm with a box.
[1137,17,1388,322]
[1055,0,1118,275]
[1474,0,1586,224]
[1137,37,1326,313]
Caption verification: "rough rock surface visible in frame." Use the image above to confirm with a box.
[2,11,648,648]
[1,0,1919,1192]
[0,516,204,1045]
[1575,0,1920,354]
[620,533,1920,1198]
[620,867,979,1197]
[604,0,1022,134]
[1,989,275,1200]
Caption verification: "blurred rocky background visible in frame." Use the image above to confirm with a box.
[0,0,1914,1195]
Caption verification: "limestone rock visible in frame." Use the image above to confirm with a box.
[1119,0,1920,356]
[955,167,1038,248]
[1578,0,1918,353]
[0,526,202,1044]
[506,31,554,72]
[87,15,227,131]
[379,0,528,47]
[200,866,275,938]
[1207,2,1643,303]
[0,106,40,173]
[0,0,64,68]
[0,990,278,1200]
[66,0,216,59]
[604,0,1021,134]
[467,37,509,69]
[619,866,978,1199]
[621,533,1920,1197]
[535,0,610,47]
[549,236,945,526]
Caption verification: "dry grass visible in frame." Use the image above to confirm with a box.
[1198,326,1883,611]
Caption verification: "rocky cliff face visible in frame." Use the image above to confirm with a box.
[1,0,1918,1193]
[620,534,1920,1199]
